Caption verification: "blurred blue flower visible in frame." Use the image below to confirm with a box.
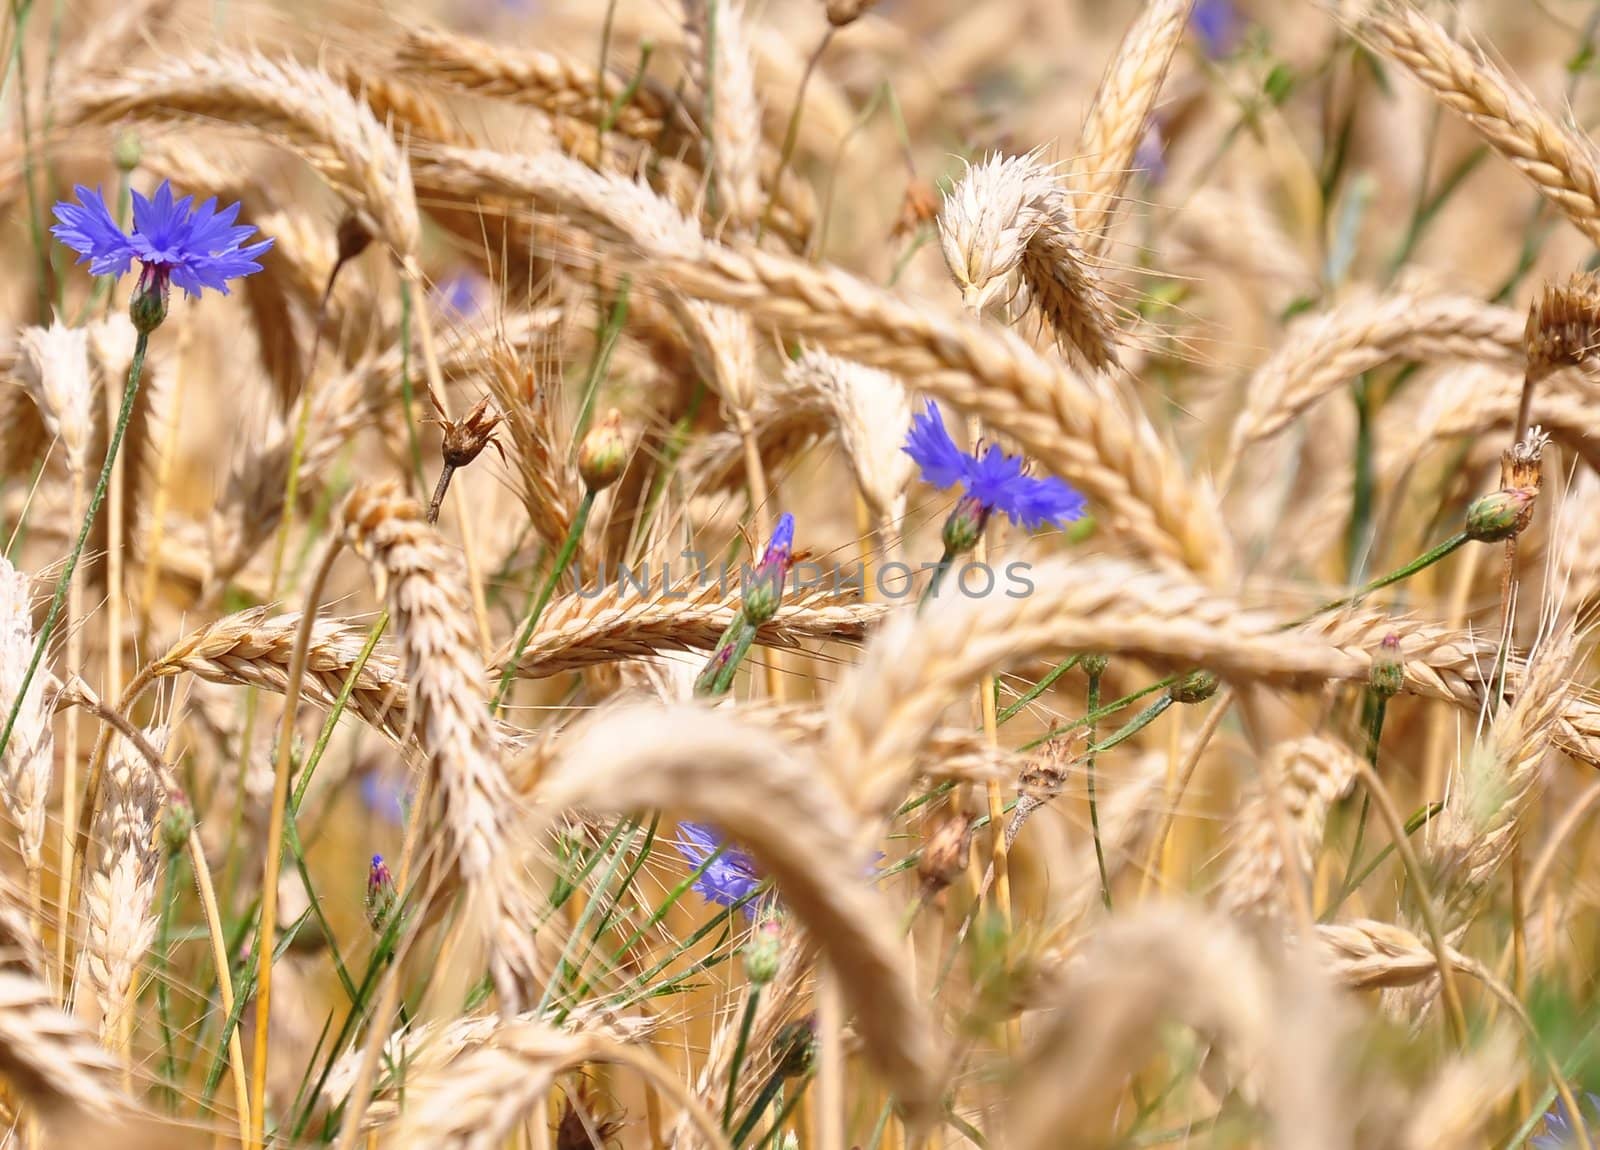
[431,270,490,321]
[52,180,271,300]
[903,400,1086,531]
[1135,122,1168,185]
[672,822,763,916]
[359,768,409,827]
[1192,0,1242,60]
[1534,1094,1600,1149]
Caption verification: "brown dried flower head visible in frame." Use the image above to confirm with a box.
[1526,271,1600,381]
[436,395,506,470]
[918,808,973,895]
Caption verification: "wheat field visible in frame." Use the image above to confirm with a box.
[5,0,1600,1146]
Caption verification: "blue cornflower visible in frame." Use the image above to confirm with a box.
[1192,0,1242,60]
[1534,1094,1600,1149]
[51,181,272,327]
[671,822,764,917]
[359,767,410,827]
[903,401,1086,552]
[432,270,490,321]
[1135,122,1168,185]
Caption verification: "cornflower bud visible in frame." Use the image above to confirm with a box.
[366,854,397,934]
[941,493,991,559]
[742,514,796,627]
[160,797,194,856]
[578,408,628,492]
[1168,668,1219,705]
[744,913,783,985]
[1079,653,1109,677]
[1466,488,1537,543]
[1371,634,1404,700]
[336,211,375,265]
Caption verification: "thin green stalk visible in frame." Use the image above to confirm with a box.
[1019,676,1176,752]
[1087,695,1174,754]
[600,42,654,138]
[918,551,954,612]
[1346,377,1376,582]
[493,490,595,711]
[1085,666,1111,912]
[1334,692,1388,914]
[731,1067,790,1149]
[1322,801,1442,922]
[704,621,759,697]
[0,331,147,763]
[574,279,631,443]
[537,819,643,1015]
[757,26,833,243]
[154,854,184,1110]
[1293,530,1470,626]
[723,985,763,1129]
[996,654,1080,725]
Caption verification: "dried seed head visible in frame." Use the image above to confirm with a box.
[1501,425,1551,493]
[336,210,375,265]
[555,1090,624,1150]
[892,179,939,239]
[1371,634,1404,700]
[577,408,628,492]
[825,0,878,25]
[1465,487,1538,542]
[1525,271,1600,381]
[918,809,973,895]
[1168,668,1219,705]
[439,396,504,470]
[1018,740,1073,807]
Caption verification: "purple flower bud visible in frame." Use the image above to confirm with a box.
[941,492,991,558]
[366,854,397,934]
[742,514,796,626]
[1371,634,1404,699]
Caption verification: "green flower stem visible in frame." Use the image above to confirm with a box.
[1018,677,1175,752]
[704,622,760,698]
[1085,666,1111,912]
[731,1067,791,1149]
[997,654,1080,725]
[0,331,147,764]
[693,617,745,695]
[493,490,595,712]
[917,550,955,612]
[1086,694,1174,754]
[1293,530,1469,627]
[723,985,763,1129]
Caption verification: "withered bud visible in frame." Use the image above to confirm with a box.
[1371,633,1404,700]
[1501,426,1551,494]
[1168,668,1219,705]
[441,396,504,470]
[1525,272,1600,382]
[825,0,879,26]
[1017,741,1072,806]
[918,809,973,895]
[336,211,375,265]
[1465,487,1538,543]
[892,178,939,239]
[578,409,629,492]
[555,1095,624,1150]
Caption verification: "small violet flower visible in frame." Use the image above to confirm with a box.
[672,821,764,917]
[1134,122,1168,185]
[1192,0,1242,60]
[742,513,796,627]
[431,270,490,321]
[903,400,1086,555]
[51,180,272,331]
[365,854,397,934]
[1534,1094,1600,1149]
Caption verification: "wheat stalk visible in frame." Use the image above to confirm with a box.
[340,483,540,1009]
